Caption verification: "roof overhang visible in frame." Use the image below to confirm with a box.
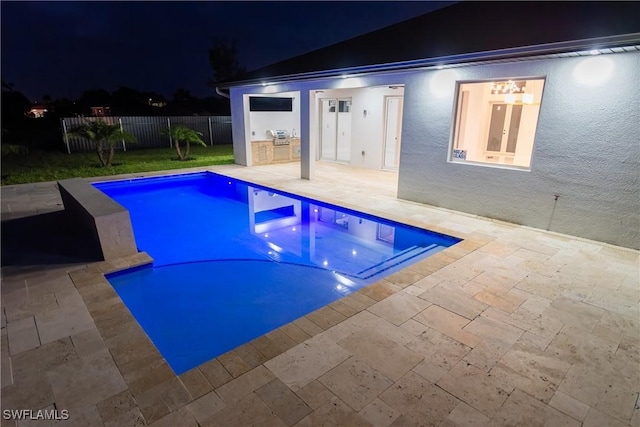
[218,33,640,90]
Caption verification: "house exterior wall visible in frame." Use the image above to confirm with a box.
[398,51,639,249]
[228,51,639,249]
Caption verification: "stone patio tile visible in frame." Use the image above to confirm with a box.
[592,324,624,345]
[582,407,630,427]
[215,365,276,404]
[412,274,444,291]
[467,268,524,295]
[489,341,571,403]
[10,337,78,383]
[305,305,347,330]
[481,306,563,350]
[96,389,138,424]
[103,407,146,427]
[106,329,159,374]
[26,274,76,301]
[557,361,638,421]
[294,379,335,409]
[4,293,58,323]
[122,359,176,401]
[179,367,213,400]
[35,303,95,345]
[136,375,193,413]
[380,371,458,425]
[6,316,40,355]
[437,361,512,417]
[198,358,233,388]
[292,316,324,337]
[251,334,284,360]
[318,357,393,412]
[413,305,471,342]
[218,349,252,378]
[62,405,104,427]
[358,398,401,427]
[383,269,425,289]
[419,285,488,320]
[328,299,360,317]
[358,280,400,302]
[407,327,471,383]
[321,310,383,343]
[265,334,351,392]
[519,293,553,314]
[279,322,312,345]
[201,392,287,427]
[47,348,127,411]
[1,334,13,389]
[367,292,431,326]
[546,325,618,367]
[463,313,524,343]
[0,370,54,411]
[1,277,26,298]
[337,327,423,382]
[548,390,590,422]
[295,396,372,427]
[399,318,429,336]
[477,240,520,257]
[544,297,605,332]
[70,328,107,358]
[473,289,526,313]
[340,292,378,312]
[187,390,226,424]
[617,334,639,368]
[255,378,312,425]
[431,262,484,286]
[440,401,490,427]
[265,328,298,354]
[584,288,640,320]
[150,406,199,427]
[488,389,580,427]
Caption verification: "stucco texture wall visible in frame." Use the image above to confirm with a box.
[398,52,639,249]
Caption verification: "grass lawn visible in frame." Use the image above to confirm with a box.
[1,145,235,185]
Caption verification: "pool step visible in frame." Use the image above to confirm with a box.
[356,243,439,279]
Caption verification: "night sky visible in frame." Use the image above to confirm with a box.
[1,1,450,101]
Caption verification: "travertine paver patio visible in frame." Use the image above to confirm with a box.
[1,162,638,426]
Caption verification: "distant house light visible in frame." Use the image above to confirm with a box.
[27,104,47,118]
[91,106,111,117]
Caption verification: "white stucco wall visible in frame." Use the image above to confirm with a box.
[398,52,640,249]
[228,52,639,249]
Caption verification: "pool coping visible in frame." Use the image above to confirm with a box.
[69,168,481,423]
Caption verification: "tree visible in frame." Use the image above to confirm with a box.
[208,38,246,85]
[163,125,206,161]
[67,119,136,167]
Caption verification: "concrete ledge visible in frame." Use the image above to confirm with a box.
[58,178,138,261]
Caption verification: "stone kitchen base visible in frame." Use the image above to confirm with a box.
[251,139,301,166]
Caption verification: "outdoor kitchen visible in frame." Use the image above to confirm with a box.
[247,93,301,166]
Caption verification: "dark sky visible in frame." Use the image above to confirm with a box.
[1,1,451,101]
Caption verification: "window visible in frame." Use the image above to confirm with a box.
[450,78,545,169]
[249,97,293,112]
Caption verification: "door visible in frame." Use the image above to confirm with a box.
[320,98,351,163]
[383,96,404,170]
[485,103,523,164]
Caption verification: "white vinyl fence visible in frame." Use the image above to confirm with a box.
[61,116,232,153]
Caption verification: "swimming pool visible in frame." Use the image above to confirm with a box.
[95,172,461,374]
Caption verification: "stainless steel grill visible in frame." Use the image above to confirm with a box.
[268,129,291,145]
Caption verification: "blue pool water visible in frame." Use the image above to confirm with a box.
[95,172,460,374]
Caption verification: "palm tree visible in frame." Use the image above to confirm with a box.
[163,125,206,160]
[67,119,136,167]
